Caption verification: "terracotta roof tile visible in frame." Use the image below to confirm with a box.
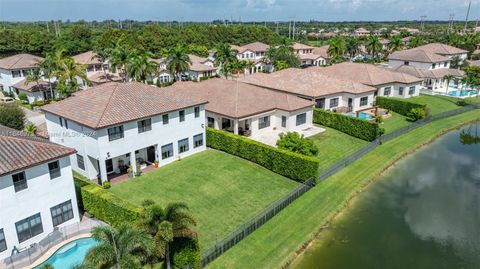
[394,65,465,79]
[12,79,55,92]
[0,53,44,70]
[88,72,123,84]
[72,51,103,65]
[388,43,468,63]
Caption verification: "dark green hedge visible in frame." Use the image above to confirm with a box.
[206,128,319,182]
[375,96,426,116]
[75,177,143,227]
[313,109,383,141]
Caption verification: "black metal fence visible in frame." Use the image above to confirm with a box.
[199,177,315,267]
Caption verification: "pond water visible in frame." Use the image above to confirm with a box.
[291,124,480,269]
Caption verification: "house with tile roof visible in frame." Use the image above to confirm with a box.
[0,125,79,260]
[186,54,217,81]
[292,43,329,67]
[0,53,44,95]
[388,43,468,92]
[166,78,316,143]
[230,41,273,75]
[11,79,57,103]
[41,82,207,183]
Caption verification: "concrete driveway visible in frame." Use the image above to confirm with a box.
[22,107,46,126]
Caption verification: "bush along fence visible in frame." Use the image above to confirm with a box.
[317,103,480,183]
[206,128,319,182]
[313,109,384,141]
[199,177,315,267]
[375,96,427,116]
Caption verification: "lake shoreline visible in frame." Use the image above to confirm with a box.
[283,118,480,269]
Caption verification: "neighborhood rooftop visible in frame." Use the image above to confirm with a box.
[388,43,468,63]
[0,53,43,70]
[72,51,103,65]
[393,64,465,79]
[0,125,76,176]
[231,41,270,53]
[12,79,54,92]
[41,81,207,129]
[239,67,377,98]
[165,78,314,119]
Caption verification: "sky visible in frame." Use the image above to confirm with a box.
[0,0,479,22]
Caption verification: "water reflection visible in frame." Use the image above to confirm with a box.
[459,121,480,145]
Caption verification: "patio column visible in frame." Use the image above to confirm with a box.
[98,159,108,183]
[233,119,239,135]
[130,151,137,177]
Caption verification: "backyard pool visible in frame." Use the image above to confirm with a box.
[34,237,98,268]
[345,112,373,120]
[448,89,478,97]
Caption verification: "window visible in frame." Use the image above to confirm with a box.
[50,200,74,226]
[77,154,85,170]
[281,116,287,128]
[444,62,448,67]
[432,63,436,69]
[383,87,391,96]
[0,229,6,253]
[179,110,185,122]
[360,96,368,106]
[329,98,339,108]
[108,126,124,141]
[296,113,306,126]
[193,134,203,148]
[408,86,416,95]
[194,107,200,118]
[399,87,404,95]
[207,117,215,128]
[404,61,409,66]
[48,161,61,179]
[12,70,21,78]
[59,117,63,127]
[178,138,189,153]
[16,214,43,243]
[12,172,27,192]
[258,116,270,129]
[161,143,173,160]
[137,118,152,133]
[64,119,68,129]
[162,114,169,124]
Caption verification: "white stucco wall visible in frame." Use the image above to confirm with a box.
[0,156,80,260]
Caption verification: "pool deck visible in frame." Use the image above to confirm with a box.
[28,233,92,269]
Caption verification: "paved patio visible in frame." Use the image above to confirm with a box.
[250,126,326,147]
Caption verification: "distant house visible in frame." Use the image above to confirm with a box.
[388,43,468,92]
[353,28,370,37]
[187,54,217,81]
[0,53,44,94]
[72,51,112,88]
[11,79,56,103]
[230,41,272,74]
[151,58,174,84]
[292,43,329,67]
[42,82,207,183]
[0,125,79,260]
[166,78,315,141]
[87,72,123,86]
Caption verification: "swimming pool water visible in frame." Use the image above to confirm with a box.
[448,89,478,97]
[345,112,373,120]
[35,237,98,269]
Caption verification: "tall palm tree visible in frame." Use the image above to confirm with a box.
[24,68,42,91]
[443,74,454,94]
[388,36,403,54]
[137,201,197,269]
[83,225,151,269]
[366,35,382,60]
[214,43,238,68]
[166,45,191,81]
[128,53,159,83]
[327,37,346,61]
[55,57,90,97]
[109,44,132,82]
[345,38,360,60]
[39,53,57,99]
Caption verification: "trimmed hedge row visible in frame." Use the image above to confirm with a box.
[206,128,319,182]
[313,109,383,141]
[74,177,143,227]
[375,96,426,116]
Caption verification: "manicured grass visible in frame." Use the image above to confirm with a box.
[407,94,460,115]
[108,149,297,248]
[382,112,412,134]
[207,109,480,269]
[308,126,368,171]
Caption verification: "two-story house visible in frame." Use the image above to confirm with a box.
[41,82,207,184]
[292,43,329,67]
[0,53,44,94]
[72,51,121,88]
[0,125,79,260]
[388,43,467,93]
[186,55,217,81]
[230,42,272,74]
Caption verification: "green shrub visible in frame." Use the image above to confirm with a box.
[102,181,111,189]
[375,96,426,116]
[375,115,384,124]
[18,93,28,103]
[407,107,426,122]
[313,109,383,141]
[80,182,143,227]
[172,238,201,269]
[73,176,91,211]
[2,91,13,98]
[206,128,319,182]
[0,103,25,130]
[276,132,318,156]
[29,100,51,109]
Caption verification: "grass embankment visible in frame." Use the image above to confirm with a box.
[308,126,368,171]
[207,109,480,269]
[407,94,461,115]
[109,150,297,248]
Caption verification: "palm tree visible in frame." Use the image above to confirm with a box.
[83,225,151,269]
[128,53,159,83]
[214,43,238,68]
[166,45,191,81]
[409,36,424,48]
[443,74,454,95]
[366,35,382,60]
[23,123,37,135]
[24,68,42,91]
[327,37,346,61]
[55,57,90,97]
[39,53,57,99]
[345,38,360,60]
[137,201,197,269]
[388,36,403,54]
[109,44,132,82]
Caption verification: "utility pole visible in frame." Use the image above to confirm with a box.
[276,21,279,34]
[292,20,296,40]
[46,21,50,33]
[448,13,455,33]
[420,15,427,33]
[288,21,291,39]
[464,0,472,33]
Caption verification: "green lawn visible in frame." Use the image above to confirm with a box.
[308,126,368,171]
[407,94,460,115]
[382,111,412,134]
[207,109,480,269]
[108,149,297,248]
